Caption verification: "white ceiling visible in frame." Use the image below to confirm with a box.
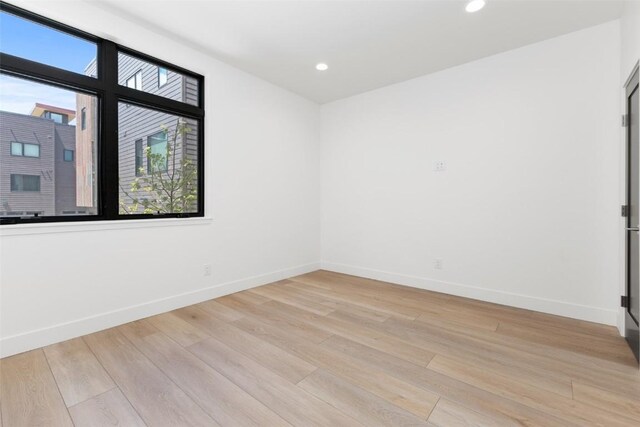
[95,0,625,104]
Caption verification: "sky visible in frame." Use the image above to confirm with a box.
[0,10,96,115]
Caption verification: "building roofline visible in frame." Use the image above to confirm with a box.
[30,103,76,120]
[0,109,76,127]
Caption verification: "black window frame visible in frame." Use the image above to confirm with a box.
[0,2,205,225]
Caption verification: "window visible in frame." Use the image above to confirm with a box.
[119,104,199,214]
[134,139,143,176]
[63,149,74,162]
[0,3,203,224]
[0,9,97,76]
[10,142,22,156]
[120,52,199,106]
[126,70,142,90]
[158,67,168,87]
[10,142,40,157]
[43,111,66,123]
[147,131,169,173]
[1,74,98,218]
[10,174,40,192]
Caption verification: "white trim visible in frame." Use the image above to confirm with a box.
[0,216,213,237]
[0,262,320,358]
[623,60,640,88]
[321,261,619,327]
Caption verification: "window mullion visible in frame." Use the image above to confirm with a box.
[100,40,120,220]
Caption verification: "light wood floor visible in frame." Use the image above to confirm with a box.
[2,270,639,426]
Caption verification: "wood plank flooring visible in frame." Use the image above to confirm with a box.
[1,270,639,426]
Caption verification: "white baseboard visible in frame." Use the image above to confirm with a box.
[321,261,618,327]
[0,262,320,358]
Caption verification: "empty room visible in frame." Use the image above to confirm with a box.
[1,0,639,425]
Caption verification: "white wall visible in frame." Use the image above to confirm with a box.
[0,3,629,358]
[0,1,321,357]
[321,21,622,325]
[621,0,640,81]
[619,2,640,332]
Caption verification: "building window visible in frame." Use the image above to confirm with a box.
[126,70,142,90]
[10,174,40,192]
[0,3,204,224]
[10,142,40,157]
[135,139,143,176]
[158,67,168,87]
[63,149,74,162]
[44,111,66,123]
[147,132,168,173]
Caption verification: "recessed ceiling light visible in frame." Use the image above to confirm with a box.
[316,63,329,71]
[466,0,486,13]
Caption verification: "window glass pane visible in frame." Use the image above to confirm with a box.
[23,143,40,157]
[0,73,99,217]
[10,174,19,191]
[10,142,22,156]
[23,175,40,191]
[158,67,168,87]
[119,102,199,215]
[63,149,74,162]
[0,11,97,77]
[10,174,40,192]
[147,132,168,173]
[49,112,63,123]
[118,52,199,106]
[126,71,142,90]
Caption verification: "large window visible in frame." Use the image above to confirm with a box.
[0,3,204,224]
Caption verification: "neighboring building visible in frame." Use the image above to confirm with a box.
[0,105,91,217]
[75,90,98,209]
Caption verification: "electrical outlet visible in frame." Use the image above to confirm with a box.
[203,264,212,276]
[434,161,446,172]
[434,258,443,270]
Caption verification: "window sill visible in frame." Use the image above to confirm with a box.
[0,216,213,236]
